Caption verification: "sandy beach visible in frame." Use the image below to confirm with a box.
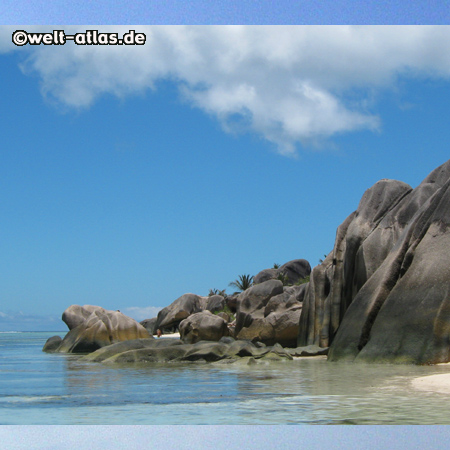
[411,369,450,394]
[158,332,181,339]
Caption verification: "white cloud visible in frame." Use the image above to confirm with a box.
[122,306,163,321]
[3,25,450,154]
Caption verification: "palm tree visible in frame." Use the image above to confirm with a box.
[208,288,227,298]
[229,274,254,292]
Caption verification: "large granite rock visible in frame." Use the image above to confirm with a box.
[45,305,150,353]
[254,259,311,285]
[179,311,229,344]
[299,159,450,364]
[153,293,209,331]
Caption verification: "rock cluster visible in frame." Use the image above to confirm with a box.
[234,280,306,347]
[152,293,210,332]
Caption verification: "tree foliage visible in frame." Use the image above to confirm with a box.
[229,274,254,292]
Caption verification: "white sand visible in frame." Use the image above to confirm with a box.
[157,332,181,339]
[411,372,450,393]
[292,355,327,360]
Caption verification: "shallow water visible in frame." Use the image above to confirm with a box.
[1,331,450,424]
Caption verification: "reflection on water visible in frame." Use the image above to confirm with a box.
[1,332,450,424]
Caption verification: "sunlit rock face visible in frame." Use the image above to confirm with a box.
[53,305,150,353]
[299,159,450,364]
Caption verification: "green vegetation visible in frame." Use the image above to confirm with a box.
[273,263,280,269]
[208,288,227,298]
[229,274,254,293]
[213,304,235,321]
[295,275,310,285]
[276,271,290,286]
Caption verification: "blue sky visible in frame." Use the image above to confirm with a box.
[2,24,450,330]
[2,0,450,24]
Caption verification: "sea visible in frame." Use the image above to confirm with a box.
[2,331,450,425]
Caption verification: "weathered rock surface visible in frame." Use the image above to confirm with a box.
[140,317,157,334]
[266,302,303,348]
[80,337,293,364]
[288,345,329,357]
[254,259,311,285]
[253,268,278,284]
[233,280,304,347]
[62,304,105,330]
[299,159,450,364]
[44,305,150,353]
[154,293,209,331]
[42,335,63,352]
[264,285,307,316]
[205,295,226,313]
[216,312,231,322]
[225,295,239,312]
[235,280,283,336]
[179,311,229,344]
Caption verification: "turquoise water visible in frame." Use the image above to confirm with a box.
[2,331,450,424]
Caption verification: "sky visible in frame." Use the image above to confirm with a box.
[2,24,450,330]
[2,0,450,24]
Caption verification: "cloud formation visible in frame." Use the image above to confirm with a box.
[3,26,450,154]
